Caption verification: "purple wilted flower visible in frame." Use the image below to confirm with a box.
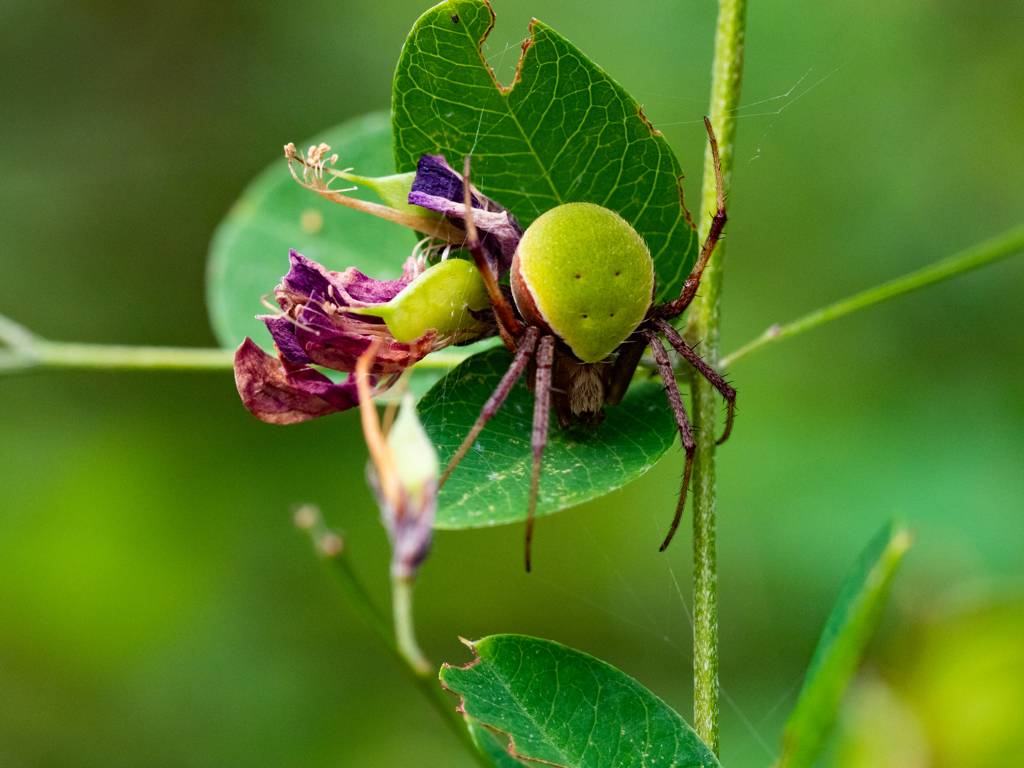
[234,146,524,425]
[408,154,522,275]
[234,250,438,424]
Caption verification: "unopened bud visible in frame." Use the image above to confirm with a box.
[349,258,489,342]
[387,391,440,503]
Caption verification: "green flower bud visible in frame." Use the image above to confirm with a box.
[349,258,491,343]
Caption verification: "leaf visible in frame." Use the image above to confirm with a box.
[419,347,678,529]
[441,634,721,768]
[778,521,913,768]
[466,717,530,768]
[206,111,415,351]
[392,0,698,304]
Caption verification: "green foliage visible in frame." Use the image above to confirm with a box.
[392,0,698,304]
[205,111,412,350]
[419,347,677,529]
[441,634,720,768]
[778,521,913,768]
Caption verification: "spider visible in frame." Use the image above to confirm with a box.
[441,118,737,571]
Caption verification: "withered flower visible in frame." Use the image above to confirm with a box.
[234,145,524,425]
[234,249,440,424]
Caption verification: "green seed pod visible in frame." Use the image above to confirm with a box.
[511,202,654,363]
[350,258,490,342]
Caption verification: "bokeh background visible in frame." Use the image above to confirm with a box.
[2,1,1022,766]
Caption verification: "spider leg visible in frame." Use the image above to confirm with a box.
[660,117,727,319]
[462,156,523,336]
[525,335,555,572]
[642,329,696,552]
[652,318,737,445]
[439,326,541,488]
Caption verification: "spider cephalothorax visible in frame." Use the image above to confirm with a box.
[442,119,736,571]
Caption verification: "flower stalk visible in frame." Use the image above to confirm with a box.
[294,505,488,768]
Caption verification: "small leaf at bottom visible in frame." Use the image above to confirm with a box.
[442,634,720,768]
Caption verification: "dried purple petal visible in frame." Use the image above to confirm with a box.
[279,249,413,308]
[408,154,523,275]
[265,316,312,365]
[234,337,363,424]
[293,308,439,375]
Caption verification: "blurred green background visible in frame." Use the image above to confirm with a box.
[1,1,1022,766]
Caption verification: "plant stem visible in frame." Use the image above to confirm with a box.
[296,509,488,768]
[392,574,432,675]
[17,341,235,371]
[688,0,747,755]
[719,221,1024,369]
[0,310,479,373]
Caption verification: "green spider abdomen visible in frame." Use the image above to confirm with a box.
[511,202,655,363]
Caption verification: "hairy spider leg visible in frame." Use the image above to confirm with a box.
[652,318,736,445]
[438,326,541,488]
[525,335,555,572]
[661,117,728,320]
[642,329,697,551]
[462,156,523,336]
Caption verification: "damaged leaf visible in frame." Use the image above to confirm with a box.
[393,0,699,303]
[441,634,720,768]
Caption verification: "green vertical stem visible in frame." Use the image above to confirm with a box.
[688,0,747,755]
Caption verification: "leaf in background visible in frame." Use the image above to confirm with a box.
[206,111,414,351]
[419,347,677,529]
[441,634,721,768]
[392,0,698,303]
[466,717,529,768]
[778,521,913,768]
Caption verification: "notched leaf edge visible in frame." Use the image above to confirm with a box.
[463,0,533,95]
[440,637,570,768]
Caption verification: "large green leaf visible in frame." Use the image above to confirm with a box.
[392,0,698,303]
[419,347,678,529]
[206,111,415,350]
[778,521,913,768]
[441,635,721,768]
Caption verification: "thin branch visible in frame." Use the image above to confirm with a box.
[24,342,235,370]
[720,221,1024,370]
[0,312,482,374]
[294,506,488,768]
